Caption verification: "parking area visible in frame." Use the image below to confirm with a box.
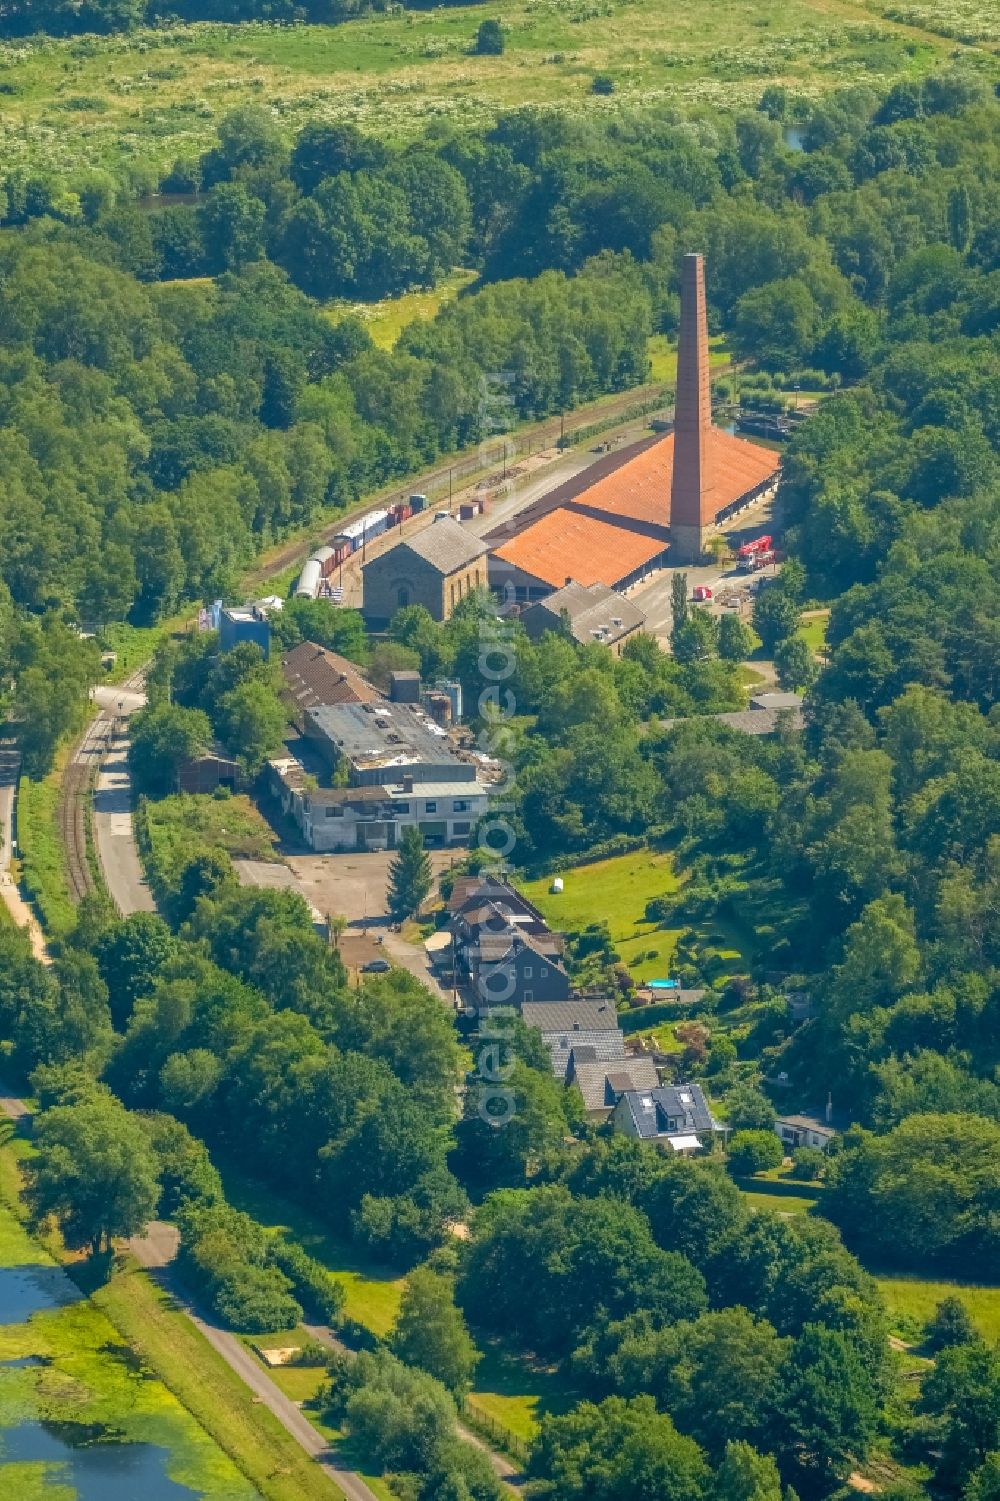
[626,489,781,643]
[285,847,457,991]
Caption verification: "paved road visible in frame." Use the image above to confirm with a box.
[93,730,156,915]
[130,1224,378,1501]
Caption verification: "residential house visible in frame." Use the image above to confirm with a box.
[467,930,571,1010]
[520,999,660,1118]
[612,1082,724,1152]
[774,1112,837,1152]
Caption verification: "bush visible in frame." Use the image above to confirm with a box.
[728,1129,784,1176]
[271,1235,345,1327]
[213,1263,302,1334]
[592,74,615,95]
[789,1146,825,1181]
[925,1296,977,1352]
[475,18,504,54]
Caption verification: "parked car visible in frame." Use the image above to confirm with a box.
[361,958,391,974]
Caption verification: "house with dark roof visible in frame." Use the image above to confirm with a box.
[466,930,571,1010]
[517,999,661,1116]
[570,1053,661,1115]
[521,580,646,656]
[612,1082,724,1151]
[363,516,490,624]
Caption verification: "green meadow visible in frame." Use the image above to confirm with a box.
[0,0,989,179]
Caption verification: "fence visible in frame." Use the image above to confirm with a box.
[459,1397,531,1465]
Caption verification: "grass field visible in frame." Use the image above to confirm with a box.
[518,848,752,985]
[518,848,685,977]
[324,268,478,349]
[648,332,730,384]
[796,608,831,656]
[876,1275,1000,1344]
[467,1342,580,1443]
[141,790,278,899]
[0,0,989,180]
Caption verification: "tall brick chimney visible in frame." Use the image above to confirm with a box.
[670,252,716,562]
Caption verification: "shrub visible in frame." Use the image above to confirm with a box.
[925,1296,977,1352]
[271,1235,345,1327]
[789,1146,825,1181]
[475,18,504,54]
[728,1129,784,1176]
[592,74,615,94]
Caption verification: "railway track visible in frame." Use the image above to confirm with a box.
[60,712,110,903]
[59,668,148,908]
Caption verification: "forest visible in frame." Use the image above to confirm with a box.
[0,52,999,1501]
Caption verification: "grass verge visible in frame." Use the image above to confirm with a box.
[0,1141,339,1501]
[15,766,76,942]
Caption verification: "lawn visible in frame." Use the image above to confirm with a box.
[647,333,729,384]
[876,1275,1000,1345]
[140,790,278,899]
[0,0,973,180]
[796,609,830,656]
[518,848,685,979]
[324,269,478,349]
[467,1341,580,1446]
[218,1162,406,1338]
[518,848,755,986]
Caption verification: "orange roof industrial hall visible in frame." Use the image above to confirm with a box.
[487,252,781,599]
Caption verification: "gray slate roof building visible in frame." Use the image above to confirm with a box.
[520,999,620,1034]
[521,580,646,651]
[570,1054,660,1112]
[662,693,804,737]
[614,1082,722,1144]
[401,516,490,574]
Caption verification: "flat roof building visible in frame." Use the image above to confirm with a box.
[303,700,475,786]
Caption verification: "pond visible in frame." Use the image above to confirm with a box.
[0,1263,81,1324]
[2,1420,201,1500]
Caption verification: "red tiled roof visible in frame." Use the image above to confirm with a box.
[491,509,667,591]
[565,428,779,531]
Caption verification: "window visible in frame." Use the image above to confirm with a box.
[523,966,533,978]
[397,587,409,607]
[391,802,410,814]
[523,990,533,1003]
[425,801,437,813]
[540,966,548,977]
[454,800,469,813]
[452,821,471,835]
[326,806,344,818]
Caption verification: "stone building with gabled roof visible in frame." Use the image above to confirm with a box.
[363,516,489,624]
